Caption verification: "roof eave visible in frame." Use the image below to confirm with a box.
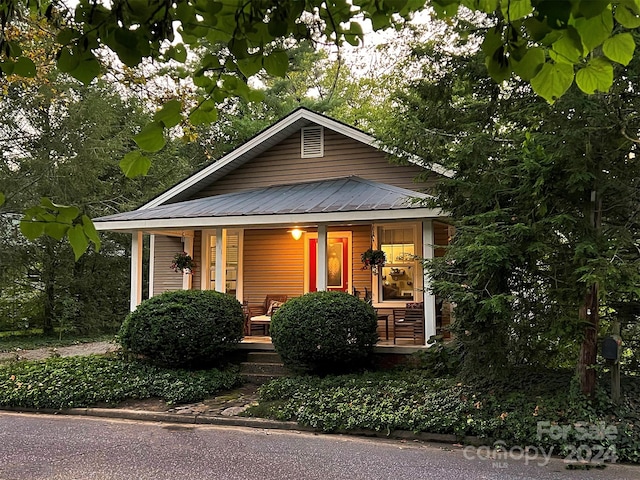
[94,207,445,232]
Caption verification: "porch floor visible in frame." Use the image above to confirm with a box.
[240,336,428,353]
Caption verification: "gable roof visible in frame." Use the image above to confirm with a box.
[142,107,452,210]
[94,176,441,231]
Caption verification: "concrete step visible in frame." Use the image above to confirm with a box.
[240,351,290,384]
[245,351,283,363]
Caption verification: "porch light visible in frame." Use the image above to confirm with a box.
[289,228,305,240]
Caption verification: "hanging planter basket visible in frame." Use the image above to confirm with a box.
[361,249,386,274]
[171,251,195,274]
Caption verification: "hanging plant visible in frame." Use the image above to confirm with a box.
[171,251,195,274]
[361,249,386,274]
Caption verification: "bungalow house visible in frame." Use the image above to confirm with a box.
[93,108,453,347]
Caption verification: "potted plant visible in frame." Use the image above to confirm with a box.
[171,251,195,274]
[361,248,386,274]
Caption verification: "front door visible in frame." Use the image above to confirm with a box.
[307,233,351,292]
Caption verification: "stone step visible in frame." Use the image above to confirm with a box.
[245,351,283,363]
[240,361,290,376]
[241,373,285,385]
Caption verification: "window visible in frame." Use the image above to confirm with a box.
[378,226,417,302]
[209,230,240,295]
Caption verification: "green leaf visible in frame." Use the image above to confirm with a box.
[536,0,572,27]
[171,44,188,63]
[154,100,182,128]
[44,222,69,241]
[263,50,289,77]
[69,55,101,85]
[575,57,613,94]
[0,192,4,207]
[189,103,219,125]
[133,122,166,152]
[615,0,640,28]
[501,0,533,21]
[68,224,89,260]
[40,197,56,209]
[474,0,499,14]
[481,26,503,57]
[346,21,364,46]
[512,47,545,81]
[248,89,266,103]
[549,29,584,64]
[485,41,511,83]
[371,12,391,30]
[267,19,289,38]
[530,62,574,104]
[57,205,80,224]
[6,41,22,57]
[578,0,610,18]
[82,215,101,251]
[603,33,635,66]
[56,28,79,45]
[19,220,45,240]
[237,55,263,78]
[109,29,145,67]
[574,9,613,51]
[13,57,36,77]
[120,150,152,178]
[523,17,551,42]
[57,47,80,73]
[0,60,15,75]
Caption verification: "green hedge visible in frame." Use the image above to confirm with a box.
[270,291,378,374]
[118,290,244,368]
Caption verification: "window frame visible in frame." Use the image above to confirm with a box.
[372,222,423,307]
[200,228,244,301]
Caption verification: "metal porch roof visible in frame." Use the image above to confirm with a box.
[94,176,437,229]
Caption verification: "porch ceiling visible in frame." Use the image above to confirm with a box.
[93,176,442,231]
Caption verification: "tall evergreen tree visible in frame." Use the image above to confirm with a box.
[383,24,640,394]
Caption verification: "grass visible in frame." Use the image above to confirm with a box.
[0,332,116,353]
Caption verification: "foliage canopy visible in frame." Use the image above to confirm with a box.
[2,0,639,256]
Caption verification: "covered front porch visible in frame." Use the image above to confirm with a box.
[95,177,450,348]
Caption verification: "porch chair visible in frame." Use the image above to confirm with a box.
[392,308,425,345]
[247,294,288,336]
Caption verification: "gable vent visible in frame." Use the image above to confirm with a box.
[301,126,324,158]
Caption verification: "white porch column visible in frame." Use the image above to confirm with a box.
[422,220,437,342]
[130,231,143,312]
[148,234,155,298]
[317,223,328,291]
[214,227,225,293]
[182,235,193,290]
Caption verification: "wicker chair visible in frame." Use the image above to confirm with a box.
[246,295,288,336]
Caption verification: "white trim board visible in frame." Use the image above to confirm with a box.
[94,207,444,231]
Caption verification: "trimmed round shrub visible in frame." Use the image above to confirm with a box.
[118,290,244,368]
[270,291,378,374]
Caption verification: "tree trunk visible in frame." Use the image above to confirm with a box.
[578,188,602,397]
[578,283,599,396]
[41,239,58,336]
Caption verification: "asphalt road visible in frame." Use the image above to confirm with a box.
[0,413,637,480]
